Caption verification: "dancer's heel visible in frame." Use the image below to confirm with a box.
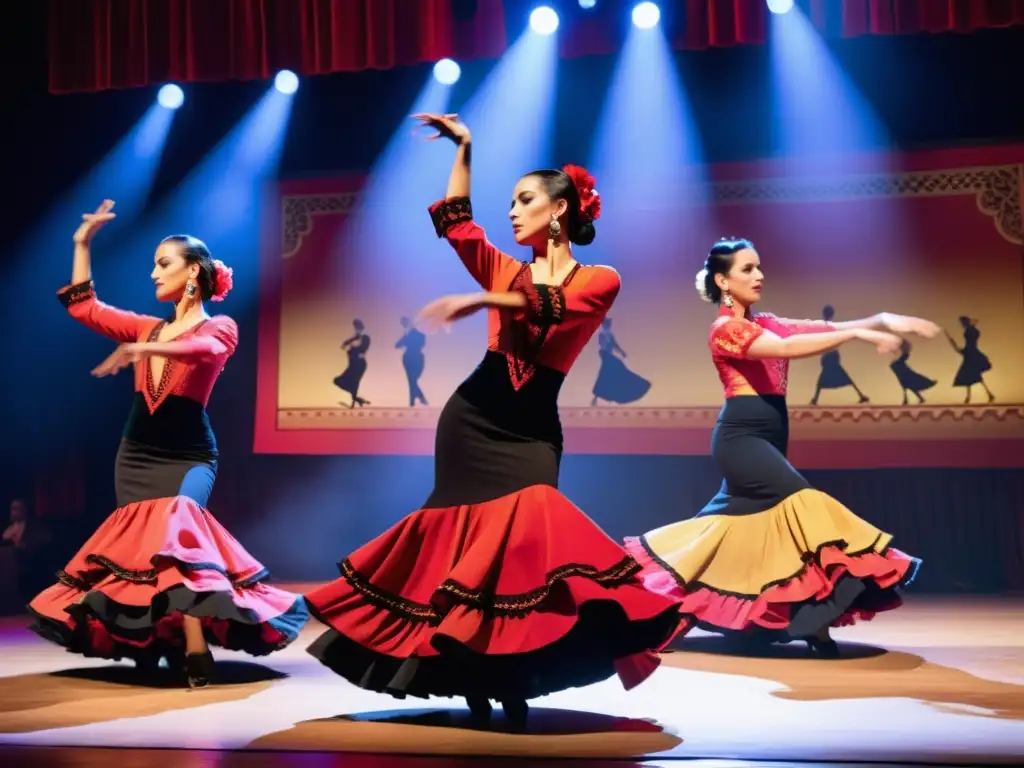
[805,637,840,659]
[466,696,492,723]
[500,698,529,729]
[185,650,215,689]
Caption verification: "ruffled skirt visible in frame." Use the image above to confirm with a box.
[306,378,680,701]
[624,395,919,641]
[29,438,307,661]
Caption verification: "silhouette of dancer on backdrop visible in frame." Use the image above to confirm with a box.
[946,316,995,403]
[334,318,371,408]
[890,339,936,404]
[590,317,651,406]
[810,305,869,405]
[395,316,428,406]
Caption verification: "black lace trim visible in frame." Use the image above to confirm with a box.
[56,570,90,591]
[521,284,566,326]
[438,556,640,616]
[503,264,580,390]
[56,554,268,591]
[86,554,158,583]
[339,554,642,624]
[638,534,890,600]
[340,559,439,623]
[430,197,473,238]
[58,280,95,308]
[145,321,173,403]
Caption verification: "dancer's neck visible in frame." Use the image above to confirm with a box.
[172,298,208,324]
[531,240,575,282]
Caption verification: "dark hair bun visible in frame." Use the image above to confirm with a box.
[524,168,598,247]
[570,219,596,246]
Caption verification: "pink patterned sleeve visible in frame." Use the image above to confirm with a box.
[710,318,765,359]
[164,317,239,362]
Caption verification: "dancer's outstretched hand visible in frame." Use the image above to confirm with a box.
[857,329,903,356]
[880,313,940,339]
[91,343,151,377]
[415,292,484,333]
[73,199,116,245]
[412,113,471,145]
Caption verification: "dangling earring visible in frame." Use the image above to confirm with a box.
[185,281,197,298]
[723,289,734,308]
[547,215,561,242]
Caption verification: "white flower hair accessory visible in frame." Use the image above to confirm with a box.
[695,268,713,303]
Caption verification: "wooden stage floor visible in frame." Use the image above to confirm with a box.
[0,595,1021,767]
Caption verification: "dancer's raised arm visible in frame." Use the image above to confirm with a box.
[59,199,157,343]
[416,113,521,291]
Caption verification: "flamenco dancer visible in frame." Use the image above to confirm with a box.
[334,318,371,408]
[625,238,935,657]
[946,316,995,403]
[305,115,680,726]
[590,317,652,406]
[29,200,308,688]
[810,305,870,405]
[890,339,937,404]
[396,316,428,407]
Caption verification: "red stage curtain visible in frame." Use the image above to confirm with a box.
[45,0,509,94]
[47,0,1024,94]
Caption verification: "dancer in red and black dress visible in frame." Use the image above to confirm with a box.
[625,238,936,656]
[306,115,680,725]
[29,200,308,688]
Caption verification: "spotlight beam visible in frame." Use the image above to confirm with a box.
[529,6,559,35]
[275,70,299,94]
[632,2,661,29]
[158,84,184,109]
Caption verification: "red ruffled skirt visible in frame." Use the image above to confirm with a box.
[305,483,681,702]
[29,495,308,662]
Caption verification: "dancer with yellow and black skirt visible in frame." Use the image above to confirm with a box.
[305,114,680,726]
[625,238,936,657]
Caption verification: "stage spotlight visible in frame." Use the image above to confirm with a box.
[529,6,559,35]
[157,84,184,109]
[579,0,596,8]
[766,0,794,13]
[275,70,299,94]
[433,58,461,85]
[631,2,660,28]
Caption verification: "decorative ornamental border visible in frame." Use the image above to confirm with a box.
[280,165,1024,256]
[282,192,360,258]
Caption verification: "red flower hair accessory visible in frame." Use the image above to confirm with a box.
[562,163,602,222]
[210,259,234,302]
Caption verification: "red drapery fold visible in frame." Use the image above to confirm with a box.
[46,0,509,94]
[47,0,1024,93]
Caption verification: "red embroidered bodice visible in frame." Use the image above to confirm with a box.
[58,281,238,413]
[430,197,620,390]
[709,304,833,398]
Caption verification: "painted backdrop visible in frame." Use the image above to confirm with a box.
[256,145,1024,467]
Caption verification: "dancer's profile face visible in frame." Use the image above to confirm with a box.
[509,176,567,248]
[151,241,199,302]
[718,247,764,307]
